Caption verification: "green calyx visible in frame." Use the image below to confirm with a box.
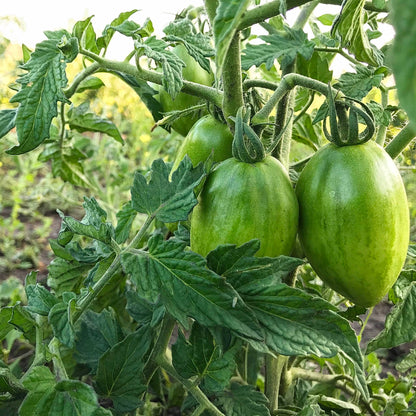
[231,107,266,163]
[324,85,375,147]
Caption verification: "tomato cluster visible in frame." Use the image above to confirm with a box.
[158,48,409,309]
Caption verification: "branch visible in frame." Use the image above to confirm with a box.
[385,122,416,159]
[79,48,223,107]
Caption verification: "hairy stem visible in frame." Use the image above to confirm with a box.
[204,0,218,26]
[49,337,69,380]
[265,355,289,412]
[79,47,223,107]
[252,73,337,126]
[375,86,389,146]
[222,33,244,124]
[385,122,416,159]
[64,61,100,98]
[314,47,361,66]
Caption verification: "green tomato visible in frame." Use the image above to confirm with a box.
[157,45,214,137]
[171,115,233,172]
[191,155,299,257]
[296,140,409,307]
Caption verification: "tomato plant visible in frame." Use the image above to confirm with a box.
[1,1,416,416]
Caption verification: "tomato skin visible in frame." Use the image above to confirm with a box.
[172,115,233,171]
[296,140,409,307]
[157,45,214,136]
[191,155,299,257]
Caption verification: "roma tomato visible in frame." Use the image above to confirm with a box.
[156,45,214,136]
[296,140,409,307]
[171,115,233,172]
[191,155,299,257]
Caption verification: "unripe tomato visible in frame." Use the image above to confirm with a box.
[191,156,299,257]
[296,140,409,307]
[171,115,233,172]
[156,45,214,136]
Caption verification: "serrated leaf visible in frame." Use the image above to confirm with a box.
[95,326,151,412]
[366,101,391,127]
[334,65,383,99]
[48,301,75,347]
[297,52,333,84]
[367,283,416,354]
[8,304,36,342]
[74,309,122,373]
[0,109,17,139]
[111,71,163,122]
[25,284,59,316]
[391,0,416,126]
[0,367,26,397]
[57,197,115,245]
[130,157,205,223]
[172,323,237,393]
[68,106,123,144]
[20,368,100,416]
[120,233,263,342]
[47,258,94,296]
[217,383,271,416]
[331,0,384,66]
[242,27,315,70]
[125,290,165,327]
[213,0,251,77]
[139,36,185,99]
[208,243,367,399]
[97,10,138,52]
[7,34,71,155]
[396,348,416,372]
[164,19,214,73]
[114,202,137,244]
[109,19,153,38]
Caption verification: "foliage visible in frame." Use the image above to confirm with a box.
[0,1,416,416]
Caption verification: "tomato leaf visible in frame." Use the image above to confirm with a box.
[47,258,94,296]
[333,65,384,100]
[216,383,270,416]
[7,33,73,155]
[74,309,122,373]
[48,298,76,347]
[172,323,238,393]
[331,0,384,66]
[138,36,185,99]
[241,27,315,70]
[391,0,416,126]
[20,366,102,416]
[25,284,59,316]
[125,290,165,327]
[68,105,123,144]
[114,201,137,244]
[367,283,416,354]
[131,157,205,223]
[207,242,368,399]
[213,0,251,77]
[95,326,152,412]
[163,19,214,73]
[120,233,264,342]
[0,109,17,139]
[57,197,115,246]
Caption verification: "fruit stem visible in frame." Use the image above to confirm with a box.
[385,122,416,159]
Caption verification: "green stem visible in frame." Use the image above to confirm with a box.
[252,73,337,126]
[358,307,374,343]
[385,122,416,159]
[49,337,69,380]
[158,355,226,416]
[143,314,176,382]
[265,355,288,413]
[222,33,244,124]
[314,47,361,66]
[73,214,155,323]
[243,79,278,91]
[204,0,218,26]
[375,86,388,145]
[79,47,223,107]
[64,61,100,98]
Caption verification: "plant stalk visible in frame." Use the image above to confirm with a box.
[49,337,69,380]
[222,33,244,124]
[265,354,289,412]
[375,85,389,146]
[385,122,416,159]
